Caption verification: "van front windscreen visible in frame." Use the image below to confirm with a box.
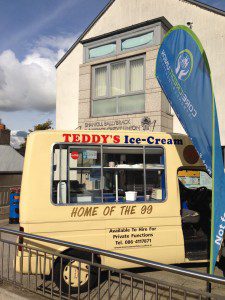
[52,144,166,205]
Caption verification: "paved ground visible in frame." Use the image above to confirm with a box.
[0,221,225,299]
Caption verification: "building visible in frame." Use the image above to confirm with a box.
[0,122,24,187]
[56,0,225,146]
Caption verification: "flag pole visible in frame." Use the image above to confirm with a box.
[208,95,215,293]
[155,25,224,288]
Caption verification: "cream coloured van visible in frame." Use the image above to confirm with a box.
[16,130,214,293]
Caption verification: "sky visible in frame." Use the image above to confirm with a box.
[0,0,108,131]
[0,0,224,131]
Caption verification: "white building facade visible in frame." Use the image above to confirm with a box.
[56,0,225,147]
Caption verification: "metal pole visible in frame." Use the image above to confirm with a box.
[115,171,118,202]
[1,227,225,286]
[207,263,212,294]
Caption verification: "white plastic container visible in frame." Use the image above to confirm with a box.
[125,191,137,201]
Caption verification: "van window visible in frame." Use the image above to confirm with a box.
[178,170,212,190]
[52,144,166,205]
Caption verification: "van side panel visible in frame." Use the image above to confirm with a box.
[19,131,204,270]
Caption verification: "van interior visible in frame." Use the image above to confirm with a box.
[52,144,166,204]
[178,169,212,260]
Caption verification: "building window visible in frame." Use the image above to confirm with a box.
[89,43,116,59]
[121,32,154,51]
[95,66,107,97]
[92,56,145,117]
[84,24,158,62]
[130,58,144,91]
[111,61,126,96]
[52,144,166,205]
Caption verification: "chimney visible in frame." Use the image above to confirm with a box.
[0,119,10,145]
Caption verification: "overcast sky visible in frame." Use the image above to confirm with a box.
[0,0,224,131]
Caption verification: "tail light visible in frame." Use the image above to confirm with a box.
[18,226,24,251]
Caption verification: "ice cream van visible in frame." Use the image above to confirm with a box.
[16,130,215,292]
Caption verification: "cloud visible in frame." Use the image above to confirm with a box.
[10,130,28,149]
[35,35,76,52]
[0,34,76,112]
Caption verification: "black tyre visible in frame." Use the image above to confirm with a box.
[53,250,98,294]
[217,255,225,276]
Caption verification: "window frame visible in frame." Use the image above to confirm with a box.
[83,23,162,63]
[177,167,212,191]
[51,143,167,206]
[89,42,117,60]
[92,63,109,100]
[91,55,146,117]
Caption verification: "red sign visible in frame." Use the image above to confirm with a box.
[62,133,120,144]
[71,151,79,160]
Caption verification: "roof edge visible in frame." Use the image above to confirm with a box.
[185,0,225,17]
[56,0,225,68]
[81,17,172,45]
[55,0,115,68]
